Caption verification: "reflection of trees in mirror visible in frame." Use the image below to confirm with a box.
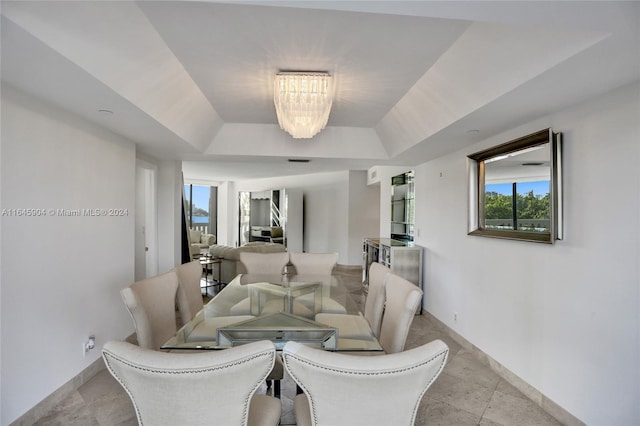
[484,188,550,232]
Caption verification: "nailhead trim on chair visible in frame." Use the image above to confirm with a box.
[103,349,275,426]
[283,348,448,426]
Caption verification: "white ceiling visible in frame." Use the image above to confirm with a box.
[2,1,638,183]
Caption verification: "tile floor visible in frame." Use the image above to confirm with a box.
[33,267,562,426]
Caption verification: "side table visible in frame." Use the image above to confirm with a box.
[199,255,223,294]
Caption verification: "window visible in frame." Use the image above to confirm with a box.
[184,184,216,235]
[467,128,562,243]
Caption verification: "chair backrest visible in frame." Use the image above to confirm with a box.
[378,273,423,354]
[282,339,448,426]
[364,262,390,338]
[289,252,338,275]
[120,271,179,350]
[103,340,277,426]
[174,260,204,325]
[239,251,290,275]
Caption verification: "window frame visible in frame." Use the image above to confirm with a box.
[467,128,563,244]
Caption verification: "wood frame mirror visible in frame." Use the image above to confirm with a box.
[467,128,563,244]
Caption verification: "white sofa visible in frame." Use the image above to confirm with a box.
[209,242,287,283]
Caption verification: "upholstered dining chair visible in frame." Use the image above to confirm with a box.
[173,260,255,339]
[288,252,338,275]
[378,273,423,354]
[103,340,281,426]
[315,261,390,339]
[282,339,449,426]
[237,252,292,398]
[172,260,280,395]
[174,260,205,325]
[120,271,180,350]
[239,251,290,275]
[288,252,346,315]
[235,251,297,316]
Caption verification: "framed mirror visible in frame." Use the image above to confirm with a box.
[467,128,563,243]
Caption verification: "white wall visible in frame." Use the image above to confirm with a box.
[156,160,182,273]
[0,87,136,424]
[414,83,639,425]
[283,188,304,253]
[216,181,236,246]
[348,170,380,265]
[303,177,349,258]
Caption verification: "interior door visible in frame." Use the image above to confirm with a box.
[135,161,158,280]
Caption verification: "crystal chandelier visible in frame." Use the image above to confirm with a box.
[273,72,333,139]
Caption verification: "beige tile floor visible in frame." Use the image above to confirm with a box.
[33,267,562,426]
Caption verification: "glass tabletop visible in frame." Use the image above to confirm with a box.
[161,273,383,352]
[217,312,338,350]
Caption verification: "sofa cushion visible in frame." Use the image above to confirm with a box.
[210,243,286,261]
[201,234,216,245]
[209,243,287,283]
[189,229,201,243]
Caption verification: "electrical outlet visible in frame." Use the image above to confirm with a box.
[454,312,458,322]
[83,335,96,357]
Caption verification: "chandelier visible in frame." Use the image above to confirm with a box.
[273,72,333,139]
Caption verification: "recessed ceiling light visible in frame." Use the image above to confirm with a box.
[98,109,114,115]
[467,129,480,134]
[288,159,310,163]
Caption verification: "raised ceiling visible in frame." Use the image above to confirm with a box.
[2,1,638,182]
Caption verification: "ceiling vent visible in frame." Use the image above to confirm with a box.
[288,159,310,163]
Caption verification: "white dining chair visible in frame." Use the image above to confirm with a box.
[378,273,423,354]
[239,251,290,275]
[289,252,346,314]
[282,339,449,426]
[173,260,255,341]
[315,261,389,339]
[172,260,280,396]
[174,260,206,325]
[103,340,281,426]
[120,271,179,350]
[233,251,293,315]
[289,252,338,275]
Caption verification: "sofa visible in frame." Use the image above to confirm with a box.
[190,229,216,257]
[209,242,287,283]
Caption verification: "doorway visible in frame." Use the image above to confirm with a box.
[135,160,158,280]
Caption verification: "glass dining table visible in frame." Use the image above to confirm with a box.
[161,273,383,352]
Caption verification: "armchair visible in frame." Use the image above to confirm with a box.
[282,339,449,426]
[103,340,281,426]
[189,228,216,258]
